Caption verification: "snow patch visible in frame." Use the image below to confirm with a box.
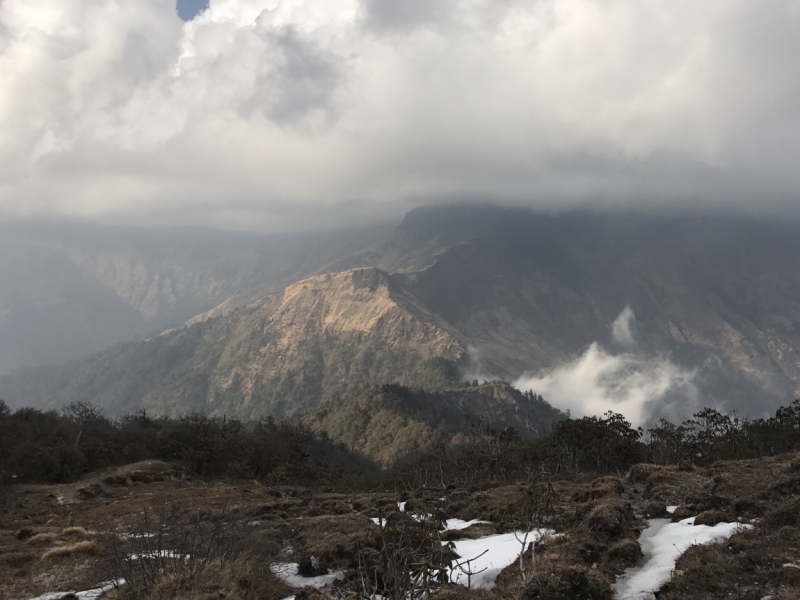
[370,516,488,531]
[271,563,344,589]
[613,517,752,600]
[128,550,186,560]
[443,519,490,531]
[28,580,122,600]
[448,530,550,589]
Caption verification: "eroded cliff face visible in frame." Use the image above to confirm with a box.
[204,268,465,418]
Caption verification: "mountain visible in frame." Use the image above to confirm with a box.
[3,205,800,420]
[301,381,566,467]
[0,268,464,418]
[342,206,800,415]
[0,220,390,376]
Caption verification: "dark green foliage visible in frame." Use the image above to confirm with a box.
[546,412,647,476]
[0,403,378,486]
[388,399,800,489]
[646,400,800,465]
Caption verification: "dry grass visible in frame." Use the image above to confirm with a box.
[41,540,97,560]
[61,526,92,538]
[126,557,290,600]
[27,532,57,546]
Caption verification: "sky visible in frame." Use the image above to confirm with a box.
[177,0,210,22]
[1,0,800,231]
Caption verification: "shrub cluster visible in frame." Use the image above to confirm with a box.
[388,400,800,488]
[0,399,376,485]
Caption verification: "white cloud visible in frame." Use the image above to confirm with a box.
[1,0,800,230]
[612,306,635,348]
[513,342,699,427]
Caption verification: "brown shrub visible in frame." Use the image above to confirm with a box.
[581,500,635,542]
[627,464,663,483]
[671,506,695,522]
[27,532,57,546]
[41,540,97,559]
[573,477,625,502]
[644,501,667,518]
[608,538,642,567]
[764,497,800,530]
[140,557,290,600]
[524,564,609,599]
[0,552,36,568]
[61,526,92,538]
[429,584,495,599]
[693,510,729,526]
[103,504,285,600]
[294,588,336,600]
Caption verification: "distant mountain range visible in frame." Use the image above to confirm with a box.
[2,205,800,421]
[0,220,390,375]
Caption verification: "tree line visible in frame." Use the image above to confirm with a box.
[388,399,800,488]
[0,399,377,485]
[1,396,798,487]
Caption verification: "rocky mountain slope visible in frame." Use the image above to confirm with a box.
[0,221,389,375]
[0,268,464,418]
[301,382,565,467]
[344,206,800,416]
[3,205,800,420]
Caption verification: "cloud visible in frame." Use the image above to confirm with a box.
[2,0,800,230]
[513,342,700,427]
[611,306,635,348]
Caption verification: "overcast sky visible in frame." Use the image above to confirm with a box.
[1,0,799,231]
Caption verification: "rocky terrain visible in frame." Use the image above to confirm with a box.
[0,269,465,419]
[1,452,798,600]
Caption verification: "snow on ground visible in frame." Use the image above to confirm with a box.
[613,517,752,600]
[666,506,678,514]
[448,530,550,589]
[271,563,345,589]
[370,516,489,531]
[28,580,121,600]
[128,550,185,560]
[443,518,491,531]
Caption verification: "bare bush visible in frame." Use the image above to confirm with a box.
[100,504,286,600]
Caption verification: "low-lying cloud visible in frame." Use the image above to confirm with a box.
[513,342,701,428]
[611,306,636,348]
[2,0,800,230]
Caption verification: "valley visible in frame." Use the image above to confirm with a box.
[3,206,800,423]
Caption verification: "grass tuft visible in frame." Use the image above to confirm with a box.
[27,532,57,546]
[61,526,92,538]
[41,540,97,560]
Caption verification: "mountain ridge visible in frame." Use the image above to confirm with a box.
[3,206,800,421]
[0,267,465,419]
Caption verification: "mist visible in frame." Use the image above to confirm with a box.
[513,308,704,427]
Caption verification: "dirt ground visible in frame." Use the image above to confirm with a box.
[1,453,798,600]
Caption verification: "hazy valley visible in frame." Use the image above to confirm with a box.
[3,206,800,425]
